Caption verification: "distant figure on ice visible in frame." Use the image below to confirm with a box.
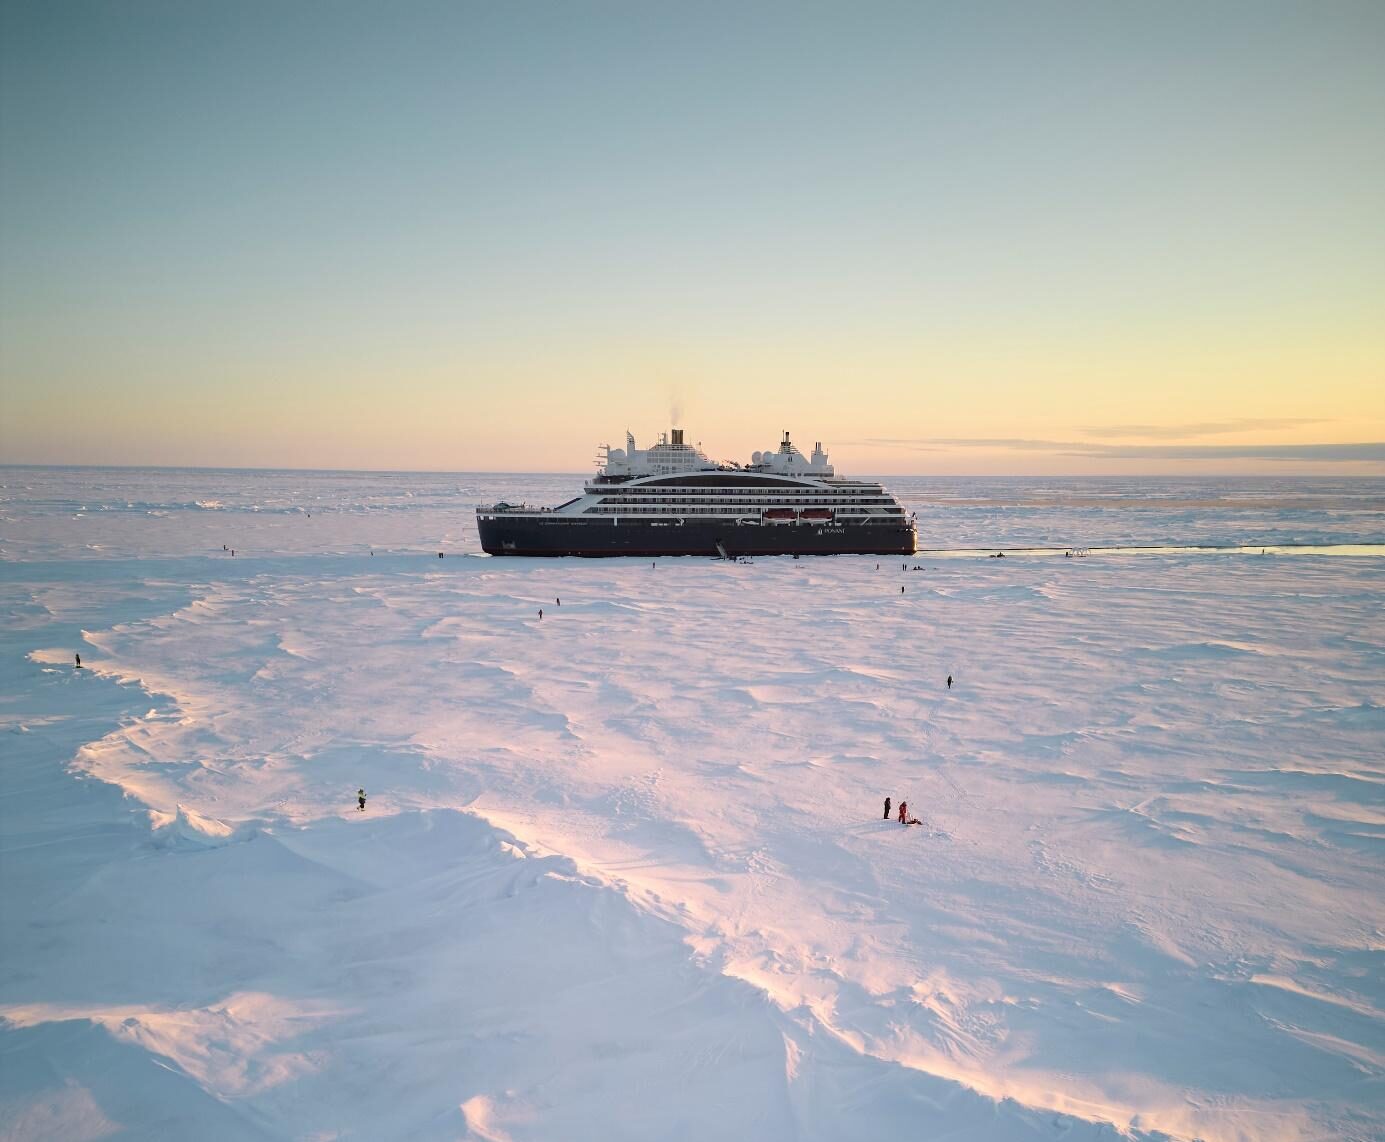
[538,608,544,620]
[74,653,82,669]
[357,788,366,812]
[438,551,444,559]
[947,674,952,689]
[897,800,908,825]
[556,597,561,606]
[883,797,891,820]
[901,585,905,594]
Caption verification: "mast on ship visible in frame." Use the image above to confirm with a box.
[749,430,833,476]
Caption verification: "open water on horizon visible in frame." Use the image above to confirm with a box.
[2,466,1384,562]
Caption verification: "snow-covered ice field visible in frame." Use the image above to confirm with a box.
[2,468,1383,1141]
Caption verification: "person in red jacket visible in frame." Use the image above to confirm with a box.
[897,800,908,825]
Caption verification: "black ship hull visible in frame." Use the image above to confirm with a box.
[478,516,916,557]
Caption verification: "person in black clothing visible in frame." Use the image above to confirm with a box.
[947,675,952,689]
[883,797,891,820]
[357,788,366,812]
[75,653,82,669]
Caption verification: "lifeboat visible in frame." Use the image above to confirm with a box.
[763,507,797,521]
[800,508,832,521]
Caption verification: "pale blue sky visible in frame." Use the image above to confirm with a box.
[2,1,1382,472]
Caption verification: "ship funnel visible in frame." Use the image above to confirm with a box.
[671,428,684,446]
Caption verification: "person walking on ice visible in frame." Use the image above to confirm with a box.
[947,674,952,689]
[883,796,891,820]
[897,800,908,825]
[538,608,544,620]
[357,788,366,812]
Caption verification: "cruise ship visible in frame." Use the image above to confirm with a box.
[476,429,916,557]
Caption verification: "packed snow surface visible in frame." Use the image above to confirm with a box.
[2,468,1383,1141]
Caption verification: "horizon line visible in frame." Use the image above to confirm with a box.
[3,461,1385,481]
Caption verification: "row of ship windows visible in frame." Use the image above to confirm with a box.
[581,506,903,515]
[592,497,896,507]
[588,487,883,496]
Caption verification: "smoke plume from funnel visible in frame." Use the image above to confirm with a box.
[670,396,683,428]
